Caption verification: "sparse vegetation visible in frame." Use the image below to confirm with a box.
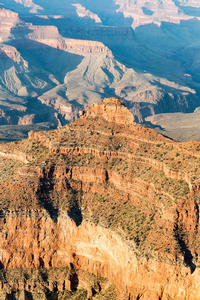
[0,99,200,279]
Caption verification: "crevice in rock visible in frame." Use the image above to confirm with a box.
[0,210,5,221]
[174,225,196,274]
[36,166,58,222]
[45,291,58,300]
[91,287,97,296]
[67,189,83,227]
[195,201,199,231]
[70,270,79,291]
[39,257,44,268]
[25,291,34,300]
[105,170,109,182]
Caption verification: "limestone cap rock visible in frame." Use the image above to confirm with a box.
[81,97,134,125]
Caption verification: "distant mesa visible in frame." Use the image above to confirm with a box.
[79,97,135,125]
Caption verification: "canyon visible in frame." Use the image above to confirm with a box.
[0,98,200,299]
[0,1,200,140]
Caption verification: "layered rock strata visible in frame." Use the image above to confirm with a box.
[0,98,200,299]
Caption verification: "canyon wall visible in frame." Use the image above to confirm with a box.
[1,212,200,299]
[1,99,200,299]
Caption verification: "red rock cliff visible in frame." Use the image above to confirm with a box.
[0,98,200,299]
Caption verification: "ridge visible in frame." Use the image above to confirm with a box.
[0,98,200,299]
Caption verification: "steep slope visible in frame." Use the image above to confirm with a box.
[0,8,84,133]
[0,43,61,129]
[0,7,20,41]
[1,98,200,299]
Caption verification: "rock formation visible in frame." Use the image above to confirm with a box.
[81,97,135,125]
[1,98,200,299]
[115,0,199,28]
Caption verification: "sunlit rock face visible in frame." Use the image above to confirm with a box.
[1,99,200,299]
[114,0,196,27]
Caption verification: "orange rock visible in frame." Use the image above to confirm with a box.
[0,98,200,299]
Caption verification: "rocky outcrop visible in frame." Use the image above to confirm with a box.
[14,0,43,14]
[0,150,29,163]
[0,8,19,40]
[115,0,200,28]
[72,3,102,24]
[0,45,28,67]
[1,98,200,299]
[80,97,135,125]
[34,37,113,56]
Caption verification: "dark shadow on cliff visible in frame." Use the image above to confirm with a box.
[45,291,58,300]
[0,210,5,219]
[67,189,83,227]
[150,80,200,113]
[36,170,83,225]
[25,291,34,300]
[36,166,58,222]
[140,120,165,132]
[70,272,79,291]
[10,39,83,84]
[5,293,16,300]
[69,263,79,291]
[174,227,196,274]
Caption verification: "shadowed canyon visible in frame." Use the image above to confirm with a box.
[1,1,200,141]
